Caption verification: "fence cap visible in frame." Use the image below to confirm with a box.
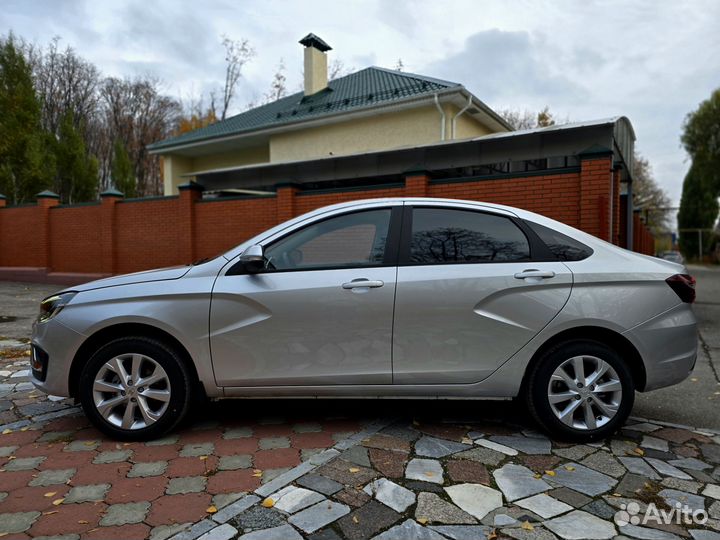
[578,144,613,158]
[36,190,60,199]
[0,193,6,200]
[100,188,124,198]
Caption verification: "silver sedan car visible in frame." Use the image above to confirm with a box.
[30,198,698,441]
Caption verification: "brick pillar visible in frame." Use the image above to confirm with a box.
[36,191,59,271]
[276,183,298,223]
[100,189,123,275]
[405,172,430,197]
[178,182,204,263]
[0,194,6,208]
[579,153,613,241]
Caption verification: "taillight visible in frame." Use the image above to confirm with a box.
[666,274,696,303]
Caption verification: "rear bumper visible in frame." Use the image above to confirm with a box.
[624,303,698,391]
[30,317,86,397]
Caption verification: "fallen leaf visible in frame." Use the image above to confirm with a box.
[253,469,262,473]
[488,529,498,540]
[44,492,57,498]
[412,420,420,426]
[52,498,64,506]
[632,448,645,456]
[42,511,58,515]
[461,437,473,445]
[611,492,622,497]
[521,521,534,531]
[83,441,95,447]
[352,516,359,524]
[252,471,263,477]
[78,520,89,524]
[206,505,218,514]
[424,471,435,477]
[1,429,12,435]
[544,470,556,476]
[20,427,29,432]
[199,455,208,461]
[349,467,360,473]
[533,473,541,479]
[417,517,428,525]
[564,465,575,471]
[261,498,274,508]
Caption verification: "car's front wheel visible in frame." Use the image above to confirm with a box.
[526,339,634,441]
[78,336,192,440]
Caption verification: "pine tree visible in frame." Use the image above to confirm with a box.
[54,110,98,203]
[111,138,135,197]
[0,34,53,204]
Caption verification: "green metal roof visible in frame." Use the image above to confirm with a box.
[148,67,461,152]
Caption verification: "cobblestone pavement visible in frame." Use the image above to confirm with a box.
[0,343,368,539]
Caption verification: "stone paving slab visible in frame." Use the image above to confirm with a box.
[160,416,720,540]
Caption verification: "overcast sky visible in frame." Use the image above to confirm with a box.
[2,0,719,208]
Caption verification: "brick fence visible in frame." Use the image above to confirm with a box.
[0,155,654,284]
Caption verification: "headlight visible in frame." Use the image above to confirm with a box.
[38,292,77,323]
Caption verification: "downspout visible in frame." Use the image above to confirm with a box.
[451,94,473,139]
[433,94,446,141]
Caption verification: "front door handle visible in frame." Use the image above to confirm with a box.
[514,269,556,280]
[342,279,384,289]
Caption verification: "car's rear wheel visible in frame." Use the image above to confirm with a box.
[78,336,192,440]
[526,339,634,441]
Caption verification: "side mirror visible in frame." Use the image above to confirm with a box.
[239,244,265,273]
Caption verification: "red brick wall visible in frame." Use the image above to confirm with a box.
[0,205,47,267]
[194,197,278,261]
[428,173,581,227]
[49,205,103,273]
[0,157,646,279]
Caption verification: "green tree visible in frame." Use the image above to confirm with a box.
[0,34,53,204]
[681,88,720,196]
[111,138,135,197]
[54,110,98,203]
[677,162,719,259]
[679,88,720,259]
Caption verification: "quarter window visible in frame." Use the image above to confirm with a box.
[264,209,391,271]
[526,221,593,261]
[409,208,530,264]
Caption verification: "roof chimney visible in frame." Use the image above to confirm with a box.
[300,33,331,96]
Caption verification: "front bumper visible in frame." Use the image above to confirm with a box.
[30,317,87,397]
[624,302,698,391]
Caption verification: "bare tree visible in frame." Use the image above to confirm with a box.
[496,108,537,130]
[101,77,180,196]
[262,58,287,104]
[633,151,673,233]
[220,35,254,120]
[328,58,352,80]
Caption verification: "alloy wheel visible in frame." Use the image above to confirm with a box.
[92,353,171,430]
[547,355,623,430]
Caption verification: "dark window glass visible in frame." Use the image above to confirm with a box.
[265,210,391,271]
[410,208,530,264]
[526,221,593,261]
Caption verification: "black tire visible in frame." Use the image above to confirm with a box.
[78,336,193,441]
[525,339,634,442]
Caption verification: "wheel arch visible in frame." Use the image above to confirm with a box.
[520,326,647,394]
[68,322,202,399]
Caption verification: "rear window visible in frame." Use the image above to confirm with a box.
[526,221,593,261]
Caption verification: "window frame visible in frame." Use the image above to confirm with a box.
[228,206,403,275]
[398,205,556,266]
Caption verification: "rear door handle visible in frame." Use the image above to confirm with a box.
[514,269,556,280]
[342,279,384,289]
